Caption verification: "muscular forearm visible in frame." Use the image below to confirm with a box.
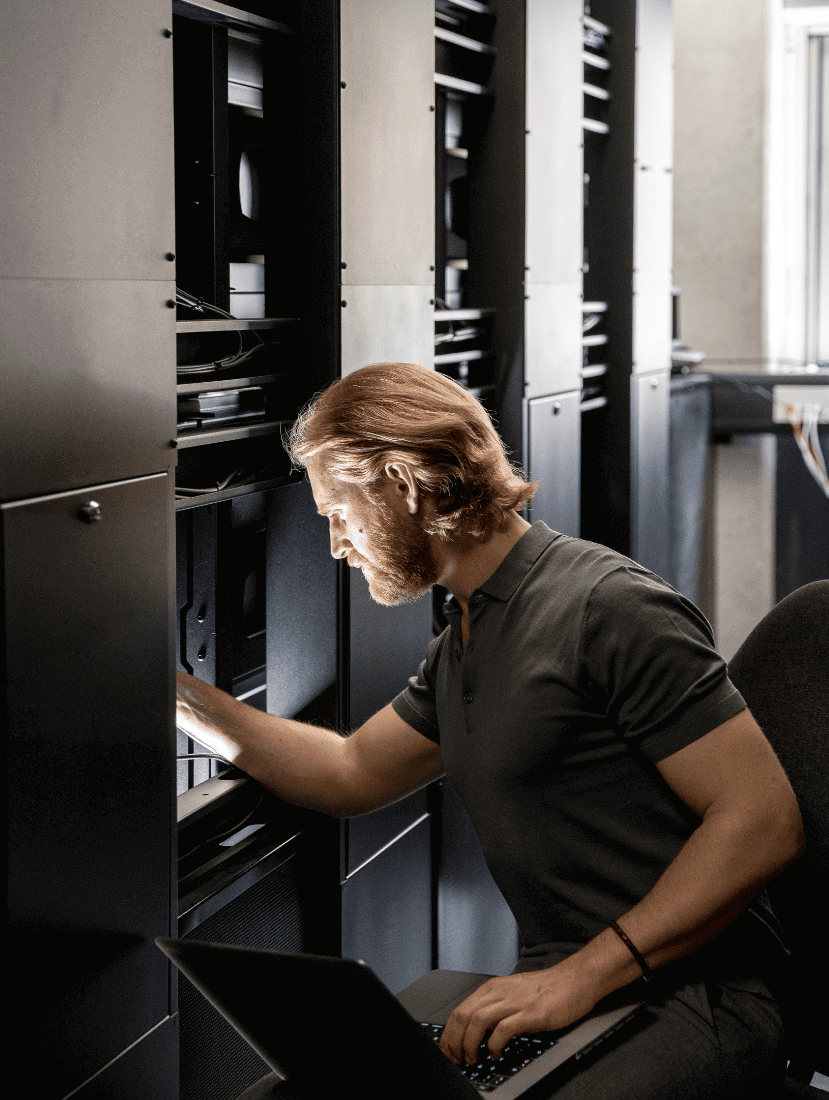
[563,798,805,1003]
[440,793,803,1066]
[176,671,352,815]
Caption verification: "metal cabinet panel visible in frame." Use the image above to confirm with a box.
[0,0,175,282]
[631,370,671,578]
[633,170,673,375]
[68,1015,178,1100]
[341,814,432,995]
[340,0,434,286]
[340,284,435,377]
[347,788,429,877]
[634,0,674,171]
[266,480,338,725]
[527,390,580,537]
[438,781,519,977]
[348,563,434,731]
[0,278,176,501]
[668,375,712,605]
[525,0,583,285]
[525,284,582,398]
[5,472,174,1100]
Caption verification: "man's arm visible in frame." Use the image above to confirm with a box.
[439,708,805,1066]
[176,670,444,817]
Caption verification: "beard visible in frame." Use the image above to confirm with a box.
[352,499,440,607]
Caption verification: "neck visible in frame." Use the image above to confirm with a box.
[434,512,531,608]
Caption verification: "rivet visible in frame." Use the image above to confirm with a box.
[166,299,176,308]
[341,300,347,307]
[166,252,176,261]
[163,28,173,38]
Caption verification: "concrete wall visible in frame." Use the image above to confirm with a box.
[674,0,776,658]
[673,0,767,362]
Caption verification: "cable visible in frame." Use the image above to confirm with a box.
[719,379,829,495]
[176,287,267,372]
[787,402,829,498]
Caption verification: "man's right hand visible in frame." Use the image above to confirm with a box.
[175,671,444,818]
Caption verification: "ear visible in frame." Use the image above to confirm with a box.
[383,460,419,515]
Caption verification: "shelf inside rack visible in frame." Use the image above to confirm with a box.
[583,14,611,36]
[583,83,610,101]
[172,0,294,34]
[175,473,301,511]
[177,373,287,396]
[176,317,299,334]
[435,307,495,321]
[435,348,487,366]
[581,395,608,413]
[176,418,291,449]
[435,72,487,95]
[434,27,496,55]
[582,51,610,71]
[438,0,492,14]
[581,364,608,379]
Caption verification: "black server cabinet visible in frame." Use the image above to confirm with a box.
[4,474,176,1100]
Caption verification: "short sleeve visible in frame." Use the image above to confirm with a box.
[390,632,444,744]
[580,567,747,762]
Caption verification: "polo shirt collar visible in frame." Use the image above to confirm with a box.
[476,521,560,602]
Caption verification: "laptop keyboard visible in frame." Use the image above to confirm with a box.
[420,1022,558,1093]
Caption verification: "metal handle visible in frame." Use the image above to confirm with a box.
[78,501,102,524]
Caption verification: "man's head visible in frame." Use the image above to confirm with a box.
[286,363,537,605]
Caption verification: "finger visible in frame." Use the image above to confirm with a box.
[438,1019,463,1065]
[440,1008,488,1066]
[487,1017,523,1063]
[461,1015,491,1066]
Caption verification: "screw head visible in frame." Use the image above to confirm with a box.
[163,27,173,38]
[165,252,176,261]
[341,261,347,269]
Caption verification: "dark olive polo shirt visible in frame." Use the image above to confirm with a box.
[392,523,759,953]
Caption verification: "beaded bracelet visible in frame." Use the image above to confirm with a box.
[608,919,655,982]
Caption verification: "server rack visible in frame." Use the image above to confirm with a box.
[2,1,179,1096]
[4,3,676,1098]
[580,0,674,578]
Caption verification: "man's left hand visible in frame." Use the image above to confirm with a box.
[438,967,600,1066]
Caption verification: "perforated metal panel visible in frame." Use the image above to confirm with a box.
[179,853,306,1100]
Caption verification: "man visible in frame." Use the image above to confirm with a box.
[177,362,803,1098]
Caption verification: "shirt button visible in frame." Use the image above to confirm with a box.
[463,691,473,704]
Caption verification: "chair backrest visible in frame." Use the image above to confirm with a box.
[727,580,829,1073]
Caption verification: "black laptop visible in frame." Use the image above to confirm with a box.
[156,937,645,1099]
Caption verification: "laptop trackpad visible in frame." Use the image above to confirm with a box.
[396,969,497,1025]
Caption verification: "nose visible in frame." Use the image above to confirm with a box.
[329,520,351,560]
